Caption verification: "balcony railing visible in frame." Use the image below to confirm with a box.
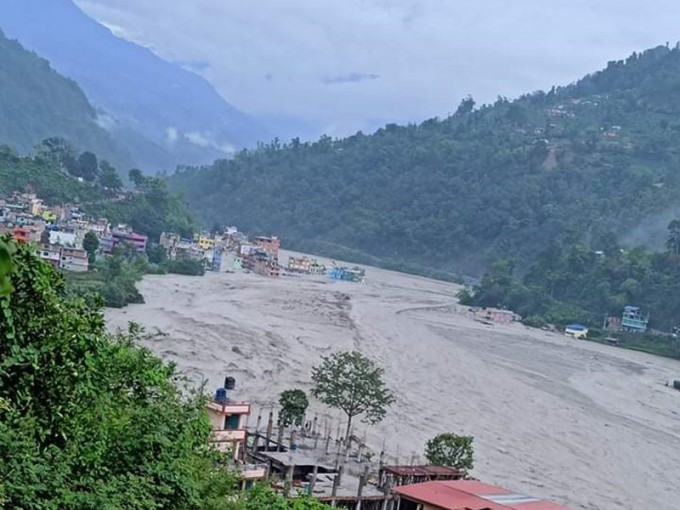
[207,401,251,415]
[212,429,247,442]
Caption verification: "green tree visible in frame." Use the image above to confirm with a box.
[0,239,240,508]
[99,160,123,190]
[667,219,680,256]
[424,433,475,470]
[311,350,395,439]
[82,230,99,266]
[278,389,309,427]
[78,151,99,182]
[129,168,146,188]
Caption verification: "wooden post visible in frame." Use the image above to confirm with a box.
[277,423,285,452]
[325,434,332,455]
[253,414,262,451]
[284,464,294,497]
[265,411,273,451]
[309,464,318,494]
[312,415,318,436]
[290,429,297,451]
[330,469,340,507]
[356,465,369,510]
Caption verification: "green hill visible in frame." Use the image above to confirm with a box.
[0,29,131,169]
[170,44,680,277]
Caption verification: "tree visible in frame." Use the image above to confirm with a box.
[455,95,475,116]
[424,433,475,470]
[129,168,146,188]
[99,160,123,190]
[0,238,241,508]
[82,230,99,266]
[78,151,99,182]
[40,228,50,245]
[311,350,395,439]
[667,219,680,256]
[278,389,309,427]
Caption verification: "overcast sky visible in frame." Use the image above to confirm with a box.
[75,0,680,139]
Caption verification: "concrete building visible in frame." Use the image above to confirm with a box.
[471,308,520,324]
[110,228,148,253]
[39,244,62,267]
[60,247,89,272]
[50,230,77,247]
[621,305,649,333]
[393,480,570,510]
[206,379,267,488]
[254,236,280,256]
[288,256,312,274]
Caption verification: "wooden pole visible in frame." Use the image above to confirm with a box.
[265,411,273,451]
[309,464,318,495]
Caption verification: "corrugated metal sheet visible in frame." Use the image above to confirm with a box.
[394,480,571,510]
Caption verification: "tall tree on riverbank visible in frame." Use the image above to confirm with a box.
[425,433,475,470]
[311,350,395,440]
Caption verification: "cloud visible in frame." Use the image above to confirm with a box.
[95,112,117,130]
[166,127,178,144]
[185,131,211,148]
[74,0,680,139]
[323,73,380,84]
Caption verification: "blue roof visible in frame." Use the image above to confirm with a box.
[565,323,587,330]
[623,305,639,311]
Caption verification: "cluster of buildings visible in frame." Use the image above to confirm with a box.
[206,379,571,510]
[0,192,148,272]
[160,228,367,283]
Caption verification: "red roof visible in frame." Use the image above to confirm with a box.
[393,480,570,510]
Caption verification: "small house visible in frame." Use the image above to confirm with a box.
[621,306,648,333]
[565,323,588,339]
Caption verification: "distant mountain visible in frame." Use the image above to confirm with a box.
[0,0,270,171]
[0,28,132,169]
[170,45,680,277]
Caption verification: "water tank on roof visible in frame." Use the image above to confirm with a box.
[224,376,236,390]
[215,388,228,403]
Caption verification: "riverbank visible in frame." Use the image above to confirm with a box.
[106,251,680,510]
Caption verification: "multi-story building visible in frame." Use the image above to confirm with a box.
[254,236,280,257]
[102,227,148,254]
[206,378,267,488]
[621,305,649,333]
[38,245,62,267]
[60,247,89,272]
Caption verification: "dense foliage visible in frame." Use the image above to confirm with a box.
[0,29,131,168]
[0,239,334,509]
[0,145,195,241]
[171,45,680,275]
[0,239,236,508]
[424,433,474,471]
[278,389,309,427]
[311,351,395,440]
[460,226,680,358]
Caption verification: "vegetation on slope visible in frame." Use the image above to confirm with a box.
[0,29,131,169]
[0,142,195,241]
[459,226,680,359]
[171,45,680,275]
[0,238,331,509]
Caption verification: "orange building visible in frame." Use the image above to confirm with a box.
[254,236,280,256]
[13,227,31,244]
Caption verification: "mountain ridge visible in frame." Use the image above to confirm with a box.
[0,0,271,171]
[169,44,680,276]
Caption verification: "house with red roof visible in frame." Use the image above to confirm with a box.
[393,480,570,510]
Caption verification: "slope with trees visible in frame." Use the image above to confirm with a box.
[171,45,680,276]
[0,28,132,170]
[0,237,332,509]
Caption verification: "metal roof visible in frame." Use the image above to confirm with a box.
[394,480,571,510]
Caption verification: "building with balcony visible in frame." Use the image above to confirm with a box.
[60,247,89,272]
[39,244,62,268]
[621,305,649,333]
[206,378,267,488]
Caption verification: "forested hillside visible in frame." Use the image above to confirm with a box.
[171,45,680,276]
[1,0,270,171]
[0,143,194,241]
[0,29,131,169]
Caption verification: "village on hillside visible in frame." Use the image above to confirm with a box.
[0,191,366,283]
